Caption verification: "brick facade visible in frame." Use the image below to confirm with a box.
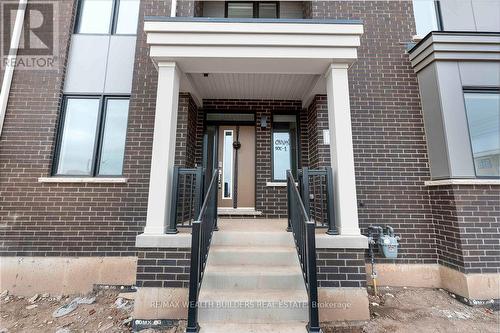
[309,1,437,265]
[136,248,191,288]
[429,184,500,274]
[0,0,498,288]
[316,249,366,288]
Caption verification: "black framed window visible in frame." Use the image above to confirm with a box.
[464,90,500,178]
[272,114,298,181]
[226,2,279,19]
[412,0,442,36]
[75,0,140,35]
[54,96,130,176]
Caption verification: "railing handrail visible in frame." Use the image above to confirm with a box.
[186,168,218,333]
[287,170,321,333]
[289,172,311,223]
[195,169,217,222]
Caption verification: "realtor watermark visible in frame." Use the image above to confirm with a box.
[1,0,59,70]
[151,300,352,310]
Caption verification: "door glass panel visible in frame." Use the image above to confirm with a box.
[206,113,255,122]
[273,132,291,181]
[227,2,254,18]
[57,98,100,175]
[464,92,500,177]
[223,130,234,198]
[98,99,129,175]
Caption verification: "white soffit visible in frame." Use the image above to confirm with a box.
[144,18,363,75]
[185,73,322,100]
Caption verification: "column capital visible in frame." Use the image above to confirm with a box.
[324,63,350,77]
[157,61,178,68]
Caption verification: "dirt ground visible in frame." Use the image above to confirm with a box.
[0,287,498,333]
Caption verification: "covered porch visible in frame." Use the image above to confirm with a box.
[136,17,366,248]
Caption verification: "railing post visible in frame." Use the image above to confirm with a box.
[302,167,310,216]
[213,168,219,231]
[306,222,321,333]
[194,166,204,220]
[325,167,338,235]
[286,172,292,232]
[186,221,201,333]
[166,166,180,234]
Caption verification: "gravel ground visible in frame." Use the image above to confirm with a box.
[0,287,497,332]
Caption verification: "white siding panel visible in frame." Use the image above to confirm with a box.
[64,35,109,93]
[104,36,137,94]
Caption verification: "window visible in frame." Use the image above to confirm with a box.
[226,2,278,19]
[54,96,130,176]
[222,130,234,198]
[75,0,140,35]
[412,0,441,36]
[272,115,298,181]
[464,91,500,178]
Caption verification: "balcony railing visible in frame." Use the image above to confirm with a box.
[297,167,337,234]
[167,166,204,233]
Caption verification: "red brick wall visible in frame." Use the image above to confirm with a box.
[309,1,437,264]
[429,184,500,274]
[136,247,191,288]
[0,0,174,257]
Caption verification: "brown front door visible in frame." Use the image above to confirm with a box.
[217,125,255,209]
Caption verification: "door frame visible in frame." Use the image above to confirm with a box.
[203,111,257,209]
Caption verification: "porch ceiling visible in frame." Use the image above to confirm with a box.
[144,17,363,105]
[184,73,322,101]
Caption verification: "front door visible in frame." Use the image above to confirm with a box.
[217,125,255,209]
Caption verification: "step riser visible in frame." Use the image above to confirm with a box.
[203,273,304,290]
[199,323,308,333]
[212,232,294,247]
[209,251,297,266]
[198,304,308,323]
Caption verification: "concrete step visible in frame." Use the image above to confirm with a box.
[198,289,309,323]
[199,322,308,333]
[208,246,298,266]
[203,264,304,290]
[212,230,294,247]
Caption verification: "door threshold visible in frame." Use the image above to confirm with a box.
[217,208,263,216]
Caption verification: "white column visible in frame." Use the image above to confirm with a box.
[143,62,180,235]
[325,64,361,236]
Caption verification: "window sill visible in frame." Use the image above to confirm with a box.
[266,182,298,187]
[38,177,128,184]
[424,179,500,186]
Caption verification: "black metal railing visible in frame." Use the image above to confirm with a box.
[297,167,337,235]
[167,166,204,234]
[287,170,321,333]
[186,169,219,333]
